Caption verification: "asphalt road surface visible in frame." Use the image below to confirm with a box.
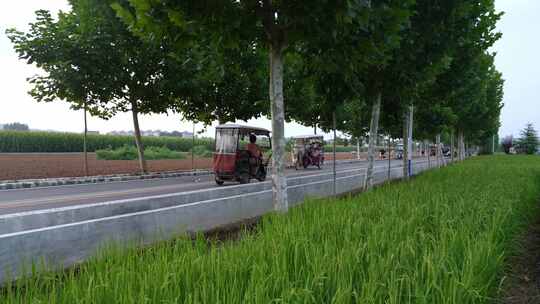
[0,158,427,215]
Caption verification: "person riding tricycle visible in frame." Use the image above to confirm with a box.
[291,135,324,170]
[213,124,271,185]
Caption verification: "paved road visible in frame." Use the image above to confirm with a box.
[0,158,425,215]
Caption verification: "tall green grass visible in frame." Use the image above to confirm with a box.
[0,130,213,153]
[2,155,539,303]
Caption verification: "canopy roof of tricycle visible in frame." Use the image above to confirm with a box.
[216,124,270,136]
[292,135,324,140]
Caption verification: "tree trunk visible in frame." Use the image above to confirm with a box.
[436,134,441,167]
[365,92,381,190]
[387,138,391,180]
[402,105,413,179]
[450,131,455,163]
[131,101,147,174]
[269,45,288,212]
[458,131,465,161]
[356,137,360,160]
[332,111,337,195]
[314,124,317,135]
[83,101,89,177]
[402,110,409,179]
[407,105,413,176]
[191,122,195,171]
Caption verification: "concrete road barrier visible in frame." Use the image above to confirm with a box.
[0,159,445,283]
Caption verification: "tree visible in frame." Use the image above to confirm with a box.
[517,123,538,154]
[359,1,415,189]
[117,0,392,211]
[171,35,269,125]
[439,1,502,160]
[3,122,29,131]
[7,9,114,176]
[282,1,413,189]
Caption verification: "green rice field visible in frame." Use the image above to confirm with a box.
[2,155,540,303]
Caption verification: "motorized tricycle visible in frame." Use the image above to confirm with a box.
[213,124,271,185]
[291,135,324,170]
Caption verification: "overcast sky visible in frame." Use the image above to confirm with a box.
[0,1,537,139]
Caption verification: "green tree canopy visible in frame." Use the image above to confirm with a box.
[518,123,538,155]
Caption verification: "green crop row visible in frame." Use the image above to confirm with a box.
[0,130,213,153]
[323,145,357,152]
[2,156,540,303]
[96,146,188,160]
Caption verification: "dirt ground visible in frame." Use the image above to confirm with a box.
[499,213,540,304]
[0,152,360,181]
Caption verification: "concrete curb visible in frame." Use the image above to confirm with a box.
[0,169,213,191]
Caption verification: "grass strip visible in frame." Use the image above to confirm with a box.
[2,155,540,303]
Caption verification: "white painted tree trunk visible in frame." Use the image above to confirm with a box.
[387,138,391,180]
[402,110,409,179]
[365,92,381,190]
[408,105,413,172]
[402,105,413,179]
[436,134,441,167]
[357,137,360,160]
[131,101,147,174]
[332,112,337,195]
[458,131,465,161]
[83,100,89,177]
[450,131,455,163]
[426,140,431,168]
[269,45,288,212]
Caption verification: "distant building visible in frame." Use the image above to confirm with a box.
[179,131,193,138]
[87,131,100,135]
[108,130,134,136]
[141,130,161,137]
[107,130,194,137]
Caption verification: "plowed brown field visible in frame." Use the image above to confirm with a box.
[0,152,360,181]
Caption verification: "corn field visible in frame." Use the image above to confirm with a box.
[0,131,213,153]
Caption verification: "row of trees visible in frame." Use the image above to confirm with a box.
[8,0,504,212]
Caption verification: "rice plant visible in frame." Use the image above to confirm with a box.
[2,155,539,303]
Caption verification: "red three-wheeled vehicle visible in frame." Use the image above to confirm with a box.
[213,124,271,185]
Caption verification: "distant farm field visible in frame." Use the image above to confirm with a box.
[0,130,213,153]
[3,155,539,303]
[0,152,357,180]
[0,153,212,180]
